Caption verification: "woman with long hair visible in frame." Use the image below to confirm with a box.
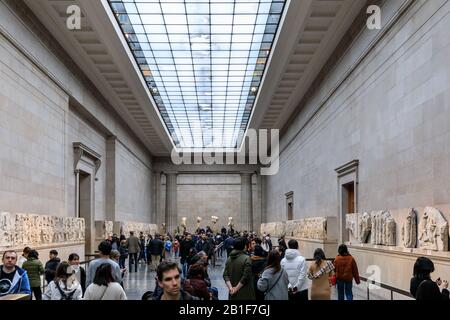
[257,250,289,300]
[43,261,82,300]
[83,263,127,300]
[333,244,360,300]
[410,257,449,300]
[307,248,335,300]
[252,245,267,300]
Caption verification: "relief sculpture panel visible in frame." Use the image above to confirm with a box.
[0,212,85,251]
[418,207,448,251]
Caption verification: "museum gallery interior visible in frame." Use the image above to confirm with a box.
[0,0,450,301]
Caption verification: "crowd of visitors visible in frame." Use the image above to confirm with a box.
[1,226,448,301]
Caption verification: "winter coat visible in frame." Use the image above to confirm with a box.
[308,260,334,300]
[280,249,308,292]
[126,235,140,254]
[410,277,449,300]
[153,289,199,300]
[148,239,164,255]
[223,237,235,250]
[22,258,44,288]
[0,266,31,296]
[86,258,122,286]
[333,254,360,284]
[43,280,82,300]
[251,256,267,301]
[257,267,289,300]
[195,239,213,256]
[184,277,210,300]
[119,245,129,258]
[83,282,127,300]
[180,240,195,263]
[44,257,60,283]
[223,250,255,300]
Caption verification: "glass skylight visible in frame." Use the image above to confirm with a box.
[108,0,286,149]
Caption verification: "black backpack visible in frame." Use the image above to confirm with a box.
[55,281,76,300]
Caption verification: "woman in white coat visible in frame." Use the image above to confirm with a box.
[43,262,83,300]
[83,263,127,300]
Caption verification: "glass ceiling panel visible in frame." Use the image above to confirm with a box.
[108,0,286,149]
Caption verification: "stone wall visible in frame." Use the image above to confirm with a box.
[115,142,152,223]
[0,1,157,256]
[177,174,242,233]
[264,0,450,291]
[265,0,450,221]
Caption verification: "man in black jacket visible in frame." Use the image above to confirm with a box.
[148,234,164,271]
[44,250,60,284]
[180,234,195,265]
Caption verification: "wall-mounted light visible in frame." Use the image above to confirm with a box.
[251,87,257,93]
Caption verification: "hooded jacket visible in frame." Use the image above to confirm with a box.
[22,258,44,288]
[0,265,31,297]
[223,250,255,300]
[280,249,308,292]
[44,257,60,283]
[43,279,83,300]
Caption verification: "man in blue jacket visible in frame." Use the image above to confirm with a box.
[0,250,31,297]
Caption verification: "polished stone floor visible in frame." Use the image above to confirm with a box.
[121,254,397,300]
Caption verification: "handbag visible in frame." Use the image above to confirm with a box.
[329,275,337,286]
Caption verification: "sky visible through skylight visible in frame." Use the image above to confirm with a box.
[108,0,286,150]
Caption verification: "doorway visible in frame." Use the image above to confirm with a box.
[79,171,92,253]
[285,191,293,221]
[335,160,359,244]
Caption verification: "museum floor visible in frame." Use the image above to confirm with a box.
[120,255,394,301]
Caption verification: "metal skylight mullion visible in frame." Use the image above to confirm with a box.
[208,0,213,148]
[159,1,195,148]
[132,3,185,147]
[231,0,262,148]
[138,6,185,148]
[221,0,236,148]
[184,0,206,149]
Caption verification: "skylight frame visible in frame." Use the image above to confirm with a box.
[108,0,286,150]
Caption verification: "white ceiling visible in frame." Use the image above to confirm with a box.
[24,0,366,156]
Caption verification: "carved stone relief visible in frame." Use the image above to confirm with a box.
[345,213,359,239]
[369,211,396,246]
[358,212,371,243]
[0,212,85,250]
[402,209,417,248]
[261,217,329,240]
[418,207,448,251]
[95,221,114,240]
[116,221,159,237]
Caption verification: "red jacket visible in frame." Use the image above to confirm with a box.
[333,254,360,284]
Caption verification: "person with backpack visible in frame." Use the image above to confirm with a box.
[22,250,44,300]
[164,237,172,259]
[118,240,128,270]
[83,263,127,300]
[257,250,289,300]
[43,262,82,300]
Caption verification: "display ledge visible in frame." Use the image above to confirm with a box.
[0,241,85,253]
[347,242,450,262]
[285,237,338,244]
